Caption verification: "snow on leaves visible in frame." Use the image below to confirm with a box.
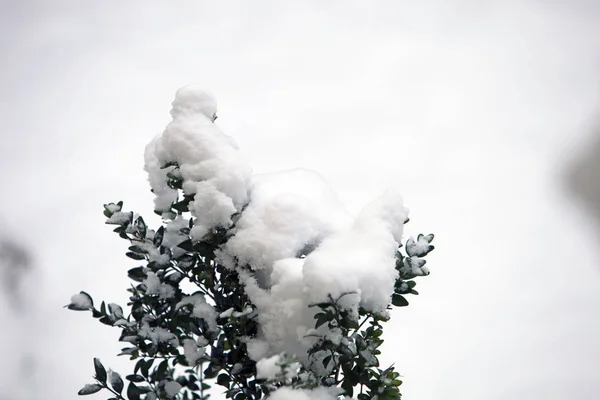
[68,86,436,400]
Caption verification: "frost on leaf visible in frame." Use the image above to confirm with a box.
[106,211,133,225]
[400,256,430,278]
[406,233,435,257]
[77,384,102,395]
[67,291,93,311]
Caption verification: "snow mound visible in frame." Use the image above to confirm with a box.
[236,192,407,363]
[303,191,408,314]
[144,84,251,239]
[142,86,412,373]
[220,169,352,276]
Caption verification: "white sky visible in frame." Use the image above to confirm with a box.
[1,1,600,399]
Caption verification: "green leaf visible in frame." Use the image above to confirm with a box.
[196,241,215,258]
[391,294,409,307]
[172,199,191,212]
[78,383,103,395]
[127,267,147,282]
[110,372,124,394]
[217,373,231,388]
[308,302,332,309]
[128,245,148,254]
[135,217,147,238]
[154,359,169,380]
[341,378,354,398]
[137,386,153,394]
[177,239,195,252]
[203,363,220,379]
[141,359,154,378]
[134,359,144,375]
[153,226,165,247]
[127,382,141,400]
[315,314,329,328]
[126,252,146,260]
[93,358,107,384]
[344,313,359,330]
[126,374,145,383]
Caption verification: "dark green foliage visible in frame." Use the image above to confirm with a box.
[69,165,435,400]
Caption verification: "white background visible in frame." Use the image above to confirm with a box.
[1,1,600,399]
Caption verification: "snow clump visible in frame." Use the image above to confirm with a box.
[144,84,252,239]
[219,168,352,278]
[142,85,411,376]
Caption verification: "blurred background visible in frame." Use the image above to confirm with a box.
[1,1,599,398]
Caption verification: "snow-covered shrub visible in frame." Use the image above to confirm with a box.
[67,85,435,400]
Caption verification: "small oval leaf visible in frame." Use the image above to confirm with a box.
[127,382,141,400]
[110,371,124,394]
[93,358,107,383]
[78,383,102,395]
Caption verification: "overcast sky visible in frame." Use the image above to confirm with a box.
[1,1,600,399]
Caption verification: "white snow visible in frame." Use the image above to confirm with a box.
[407,235,432,256]
[219,307,234,318]
[245,338,270,361]
[175,293,218,332]
[219,169,352,276]
[229,191,406,371]
[182,338,205,366]
[143,272,175,300]
[143,86,411,375]
[163,381,182,398]
[233,306,253,318]
[256,354,300,381]
[268,387,340,400]
[400,256,430,277]
[132,239,170,265]
[170,85,217,120]
[144,84,251,238]
[256,354,283,380]
[162,215,189,258]
[138,323,178,347]
[106,211,133,225]
[108,303,124,319]
[239,260,318,363]
[69,292,93,309]
[359,343,378,367]
[105,203,121,213]
[302,191,408,314]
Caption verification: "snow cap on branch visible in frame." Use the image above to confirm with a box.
[170,85,217,120]
[235,190,408,364]
[144,84,251,238]
[268,387,340,400]
[303,190,408,314]
[219,169,352,275]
